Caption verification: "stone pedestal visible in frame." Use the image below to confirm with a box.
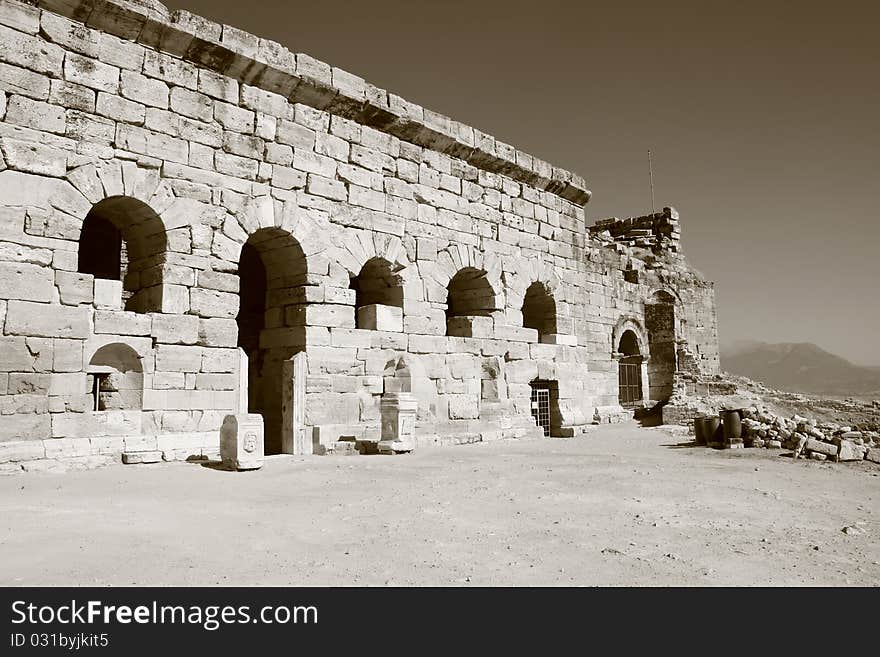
[377,392,418,454]
[220,413,264,470]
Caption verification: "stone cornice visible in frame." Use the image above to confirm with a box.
[30,0,592,206]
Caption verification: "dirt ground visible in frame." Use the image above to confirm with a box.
[1,423,878,586]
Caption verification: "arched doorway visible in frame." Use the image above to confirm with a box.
[522,281,557,341]
[645,291,676,402]
[78,196,167,313]
[617,330,643,406]
[236,228,308,454]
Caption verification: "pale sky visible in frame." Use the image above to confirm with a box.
[166,0,880,365]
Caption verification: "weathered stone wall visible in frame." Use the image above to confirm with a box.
[0,0,720,468]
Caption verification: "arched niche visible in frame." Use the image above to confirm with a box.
[87,342,144,411]
[78,196,167,313]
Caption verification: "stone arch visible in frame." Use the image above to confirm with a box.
[217,198,330,276]
[617,330,642,357]
[64,161,205,314]
[503,258,563,312]
[78,195,168,313]
[328,228,416,315]
[612,317,648,358]
[650,289,679,305]
[86,342,144,411]
[333,229,410,279]
[422,244,503,303]
[236,226,309,455]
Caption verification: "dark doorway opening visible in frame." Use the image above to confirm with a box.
[617,330,643,407]
[530,379,560,436]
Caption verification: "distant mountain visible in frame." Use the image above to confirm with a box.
[720,341,880,396]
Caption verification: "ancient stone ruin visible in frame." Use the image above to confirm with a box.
[0,0,720,469]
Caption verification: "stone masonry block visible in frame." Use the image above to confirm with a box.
[64,52,119,93]
[286,304,355,329]
[5,301,90,339]
[93,278,123,310]
[805,438,837,458]
[44,437,92,459]
[151,313,199,344]
[53,338,84,372]
[51,410,142,439]
[0,24,65,76]
[0,439,46,463]
[505,359,539,384]
[448,394,479,420]
[120,69,168,108]
[55,271,93,305]
[330,328,374,348]
[0,261,54,301]
[190,288,239,319]
[357,304,403,332]
[408,335,447,354]
[1,139,67,176]
[540,333,578,346]
[198,318,238,347]
[494,324,539,343]
[155,344,203,373]
[446,315,493,338]
[93,310,152,336]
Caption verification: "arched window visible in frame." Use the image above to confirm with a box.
[349,257,403,331]
[445,268,496,336]
[77,196,167,313]
[87,343,144,411]
[522,282,557,341]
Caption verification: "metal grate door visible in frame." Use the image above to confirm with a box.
[618,356,643,406]
[530,385,551,436]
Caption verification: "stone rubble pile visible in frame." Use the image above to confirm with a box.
[738,407,880,464]
[589,207,681,253]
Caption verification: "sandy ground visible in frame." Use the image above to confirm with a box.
[1,423,878,586]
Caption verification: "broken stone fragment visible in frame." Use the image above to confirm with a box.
[804,438,837,458]
[122,450,162,464]
[835,440,867,462]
